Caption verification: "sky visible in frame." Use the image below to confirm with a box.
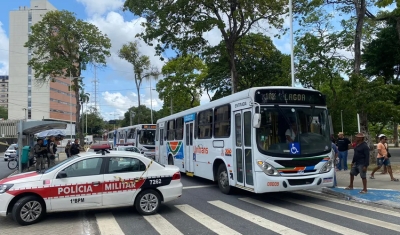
[0,0,393,121]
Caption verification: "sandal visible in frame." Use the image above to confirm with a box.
[391,178,399,182]
[370,175,375,179]
[345,187,353,190]
[359,190,367,194]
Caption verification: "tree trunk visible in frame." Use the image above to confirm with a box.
[359,111,376,165]
[394,123,399,147]
[81,102,84,135]
[226,43,238,94]
[74,79,83,148]
[353,0,366,74]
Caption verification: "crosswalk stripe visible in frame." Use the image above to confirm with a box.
[95,213,125,235]
[239,197,366,235]
[175,204,241,235]
[298,191,400,217]
[209,200,305,235]
[142,214,183,235]
[283,198,400,232]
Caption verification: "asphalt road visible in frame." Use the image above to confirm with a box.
[0,156,14,180]
[1,175,400,235]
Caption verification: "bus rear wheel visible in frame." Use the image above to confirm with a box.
[217,164,232,194]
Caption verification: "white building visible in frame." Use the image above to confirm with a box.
[8,0,77,122]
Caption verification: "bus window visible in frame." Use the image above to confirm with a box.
[214,104,231,138]
[167,120,175,140]
[160,129,164,145]
[198,109,213,139]
[175,117,184,140]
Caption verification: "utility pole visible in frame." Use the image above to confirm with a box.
[92,66,99,111]
[170,97,173,115]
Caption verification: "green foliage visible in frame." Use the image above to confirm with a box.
[204,33,291,100]
[120,105,158,127]
[79,110,105,135]
[156,54,204,113]
[0,106,8,120]
[123,0,288,92]
[24,10,111,146]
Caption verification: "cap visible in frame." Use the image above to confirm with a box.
[378,134,386,138]
[355,133,365,138]
[338,132,344,135]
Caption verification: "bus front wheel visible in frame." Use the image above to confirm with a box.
[217,164,232,194]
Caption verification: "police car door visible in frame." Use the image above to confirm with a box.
[103,156,147,206]
[51,157,105,211]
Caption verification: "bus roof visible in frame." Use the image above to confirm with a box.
[156,86,323,123]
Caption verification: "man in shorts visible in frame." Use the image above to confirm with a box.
[370,134,399,181]
[345,133,369,194]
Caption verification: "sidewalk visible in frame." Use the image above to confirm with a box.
[323,169,400,209]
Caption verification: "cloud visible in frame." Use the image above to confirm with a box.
[76,0,124,16]
[0,21,9,75]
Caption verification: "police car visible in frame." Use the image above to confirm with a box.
[0,147,183,226]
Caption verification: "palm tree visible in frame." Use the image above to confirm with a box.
[79,89,90,135]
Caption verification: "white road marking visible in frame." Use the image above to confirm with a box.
[284,197,400,232]
[298,191,400,217]
[209,200,305,235]
[183,185,215,189]
[143,214,183,235]
[175,204,241,235]
[95,213,125,235]
[239,197,366,235]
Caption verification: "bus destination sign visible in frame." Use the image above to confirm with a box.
[142,125,156,129]
[254,89,326,105]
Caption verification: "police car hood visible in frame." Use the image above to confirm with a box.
[0,172,42,184]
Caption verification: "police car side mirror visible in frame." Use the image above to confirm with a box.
[57,171,68,179]
[253,113,261,128]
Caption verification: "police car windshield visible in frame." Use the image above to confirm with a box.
[44,155,79,173]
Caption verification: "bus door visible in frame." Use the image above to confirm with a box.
[158,124,165,163]
[234,109,254,189]
[184,121,194,173]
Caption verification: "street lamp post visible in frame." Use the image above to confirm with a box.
[341,110,343,133]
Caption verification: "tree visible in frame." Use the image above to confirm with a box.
[123,0,288,93]
[0,106,7,119]
[80,108,105,135]
[118,41,159,123]
[156,54,205,112]
[25,10,111,147]
[204,33,291,100]
[120,105,158,127]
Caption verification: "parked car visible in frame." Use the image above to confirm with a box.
[0,147,182,225]
[4,144,18,161]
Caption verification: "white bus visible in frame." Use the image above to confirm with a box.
[116,124,156,153]
[155,86,335,194]
[102,130,116,148]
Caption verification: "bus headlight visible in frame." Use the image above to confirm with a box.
[257,160,281,176]
[320,159,334,173]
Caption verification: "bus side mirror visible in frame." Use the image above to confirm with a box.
[253,113,261,128]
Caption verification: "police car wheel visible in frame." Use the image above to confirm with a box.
[12,196,45,226]
[217,164,232,195]
[135,189,161,215]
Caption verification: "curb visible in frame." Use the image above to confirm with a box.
[321,187,400,211]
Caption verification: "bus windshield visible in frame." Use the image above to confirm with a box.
[139,129,156,145]
[256,106,331,157]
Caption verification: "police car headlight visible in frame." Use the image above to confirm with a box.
[0,184,13,194]
[320,159,334,173]
[257,160,281,176]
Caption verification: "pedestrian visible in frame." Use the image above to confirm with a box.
[370,134,399,181]
[336,132,351,171]
[65,140,71,158]
[331,140,339,188]
[34,139,46,171]
[70,139,81,156]
[345,133,369,194]
[47,136,56,168]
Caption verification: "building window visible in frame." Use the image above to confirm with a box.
[28,110,31,119]
[28,67,32,74]
[214,105,231,138]
[198,109,213,139]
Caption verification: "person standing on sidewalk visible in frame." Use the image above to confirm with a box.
[370,134,399,181]
[70,139,82,157]
[336,132,351,171]
[65,140,71,158]
[345,133,369,194]
[34,139,47,171]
